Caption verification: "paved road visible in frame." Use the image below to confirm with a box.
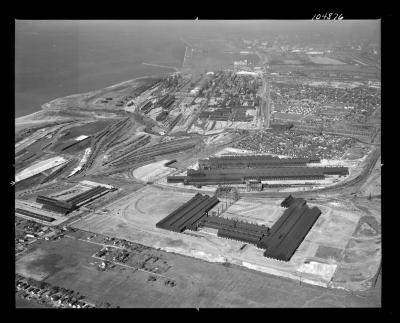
[264,74,271,128]
[258,76,267,128]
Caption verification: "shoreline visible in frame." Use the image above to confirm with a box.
[15,72,176,125]
[142,62,180,72]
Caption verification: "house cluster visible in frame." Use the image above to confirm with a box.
[233,129,354,160]
[15,219,67,256]
[16,276,95,308]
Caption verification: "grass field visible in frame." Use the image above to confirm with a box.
[16,298,51,308]
[17,238,99,278]
[16,248,54,280]
[16,235,380,307]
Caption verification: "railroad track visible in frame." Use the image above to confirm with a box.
[104,135,151,166]
[70,118,130,177]
[107,139,199,168]
[314,148,380,193]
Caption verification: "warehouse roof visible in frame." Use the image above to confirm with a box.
[156,193,219,233]
[187,167,326,177]
[258,198,321,261]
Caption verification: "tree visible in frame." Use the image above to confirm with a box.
[58,287,67,294]
[27,278,36,286]
[39,282,48,289]
[233,189,239,201]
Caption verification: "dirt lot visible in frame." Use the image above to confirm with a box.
[222,198,284,227]
[358,157,381,197]
[308,56,346,65]
[132,160,174,182]
[15,173,48,192]
[16,236,380,307]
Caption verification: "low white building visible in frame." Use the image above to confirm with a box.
[306,51,324,55]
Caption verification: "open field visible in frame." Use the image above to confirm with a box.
[16,298,51,308]
[71,185,380,292]
[343,143,371,160]
[16,233,380,307]
[357,157,381,197]
[132,160,175,182]
[222,199,283,227]
[15,173,48,192]
[308,56,346,65]
[16,248,55,280]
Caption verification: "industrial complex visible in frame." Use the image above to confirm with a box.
[167,155,349,189]
[36,185,113,215]
[15,181,116,226]
[156,193,220,232]
[15,22,381,308]
[156,193,321,262]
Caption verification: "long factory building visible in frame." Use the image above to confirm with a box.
[156,193,219,232]
[168,166,348,185]
[199,155,320,169]
[200,216,270,244]
[258,198,321,261]
[15,208,56,223]
[168,155,348,186]
[156,193,322,261]
[36,185,113,215]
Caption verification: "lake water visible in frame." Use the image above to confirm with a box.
[15,21,186,118]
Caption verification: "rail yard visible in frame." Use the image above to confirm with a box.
[15,30,381,308]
